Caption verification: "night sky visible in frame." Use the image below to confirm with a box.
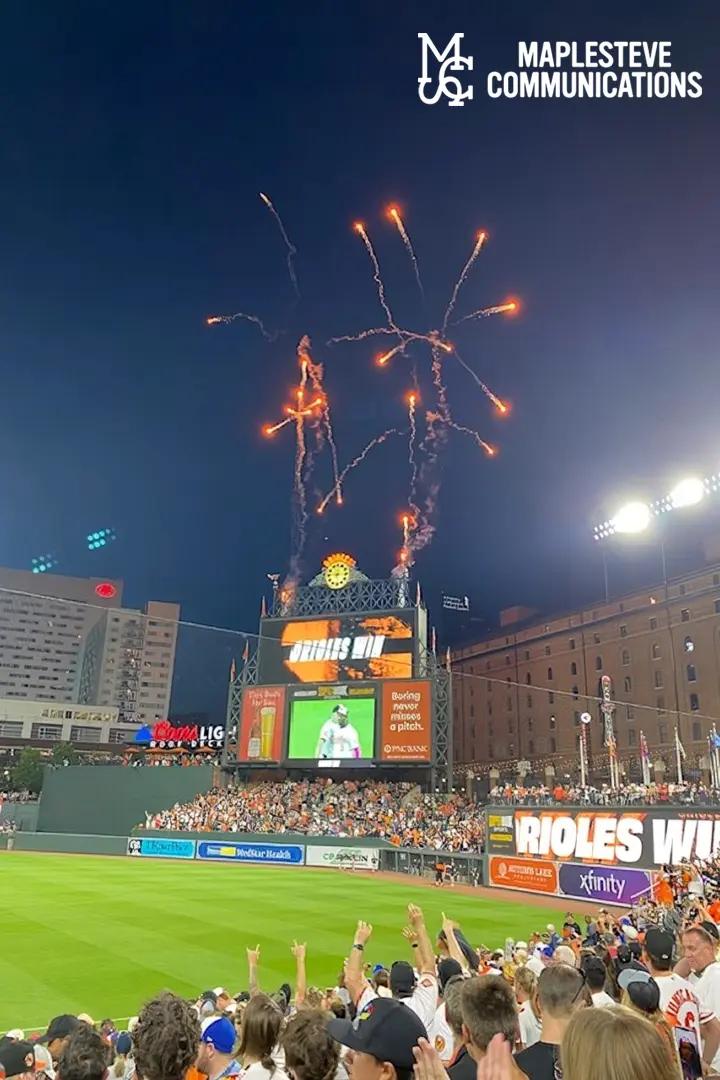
[1,1,718,711]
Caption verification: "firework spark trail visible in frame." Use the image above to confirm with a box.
[388,207,424,300]
[259,192,300,298]
[431,345,451,422]
[326,327,398,345]
[450,346,508,413]
[442,231,488,332]
[407,393,420,514]
[353,223,399,332]
[298,335,342,505]
[452,301,517,325]
[447,420,496,457]
[411,411,447,554]
[206,312,281,342]
[316,428,403,514]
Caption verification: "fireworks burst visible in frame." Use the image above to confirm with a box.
[209,198,519,579]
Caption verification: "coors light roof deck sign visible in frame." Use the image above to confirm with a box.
[486,807,720,871]
[258,611,417,684]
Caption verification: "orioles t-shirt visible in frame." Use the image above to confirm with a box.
[655,972,710,1048]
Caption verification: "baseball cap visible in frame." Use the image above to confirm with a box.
[213,988,230,999]
[701,921,720,942]
[334,705,348,717]
[200,991,218,1004]
[115,1033,132,1056]
[645,928,674,964]
[201,1016,236,1056]
[33,1044,55,1079]
[327,997,427,1070]
[0,1039,36,1079]
[438,958,462,991]
[618,969,660,1013]
[38,1016,79,1044]
[389,961,416,996]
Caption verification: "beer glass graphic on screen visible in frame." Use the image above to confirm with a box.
[260,705,276,759]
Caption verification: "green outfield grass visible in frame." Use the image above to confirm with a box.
[0,853,567,1034]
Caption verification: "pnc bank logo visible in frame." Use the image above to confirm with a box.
[418,33,473,106]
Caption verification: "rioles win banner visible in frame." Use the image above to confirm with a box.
[486,806,720,871]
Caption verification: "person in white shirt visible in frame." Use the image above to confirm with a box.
[515,966,542,1047]
[346,906,438,1032]
[315,705,361,759]
[431,961,464,1062]
[581,957,615,1009]
[675,924,720,1072]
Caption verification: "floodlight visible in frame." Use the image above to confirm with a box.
[670,478,705,509]
[611,502,651,535]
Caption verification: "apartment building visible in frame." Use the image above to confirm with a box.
[78,601,180,726]
[0,568,123,703]
[452,564,720,775]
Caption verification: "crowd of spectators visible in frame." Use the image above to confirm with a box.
[6,884,720,1080]
[488,780,720,806]
[141,780,487,852]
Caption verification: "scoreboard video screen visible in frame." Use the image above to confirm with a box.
[257,611,418,685]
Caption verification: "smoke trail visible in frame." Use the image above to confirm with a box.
[206,312,281,342]
[449,346,508,413]
[259,192,300,298]
[316,428,404,514]
[353,223,399,331]
[388,207,424,300]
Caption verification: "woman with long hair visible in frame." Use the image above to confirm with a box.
[237,995,288,1080]
[561,1006,680,1080]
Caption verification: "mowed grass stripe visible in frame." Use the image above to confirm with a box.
[0,854,566,1031]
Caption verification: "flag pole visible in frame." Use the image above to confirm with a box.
[579,731,586,789]
[675,727,684,785]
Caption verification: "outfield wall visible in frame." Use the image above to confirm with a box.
[483,804,720,905]
[1,829,484,882]
[0,802,39,831]
[37,765,216,835]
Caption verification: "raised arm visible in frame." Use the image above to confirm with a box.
[441,912,468,971]
[408,904,435,974]
[292,940,307,1006]
[346,920,373,1004]
[247,944,261,996]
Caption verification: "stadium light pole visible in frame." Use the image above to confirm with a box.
[592,474,715,766]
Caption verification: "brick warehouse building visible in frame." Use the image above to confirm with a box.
[451,561,720,782]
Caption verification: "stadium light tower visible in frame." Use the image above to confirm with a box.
[592,471,720,599]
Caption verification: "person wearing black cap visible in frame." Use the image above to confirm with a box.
[0,1038,37,1080]
[37,1017,80,1066]
[327,996,427,1080]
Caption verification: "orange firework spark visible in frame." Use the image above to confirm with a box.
[353,222,398,331]
[206,312,280,342]
[442,230,487,332]
[447,420,496,457]
[449,345,508,413]
[259,192,299,298]
[452,300,517,326]
[387,205,424,299]
[316,428,403,514]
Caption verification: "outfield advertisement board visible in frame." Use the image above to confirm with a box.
[488,856,654,905]
[127,837,197,859]
[485,806,720,870]
[196,841,305,865]
[305,846,380,869]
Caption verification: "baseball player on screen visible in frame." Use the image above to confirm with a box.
[315,704,361,759]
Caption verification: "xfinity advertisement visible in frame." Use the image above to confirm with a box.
[485,807,720,871]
